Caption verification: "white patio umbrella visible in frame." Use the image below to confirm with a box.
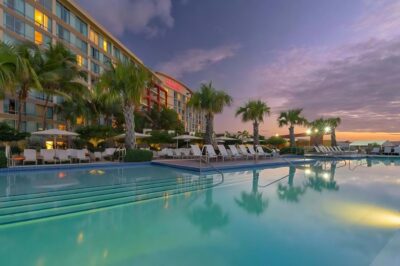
[216,136,237,142]
[173,134,202,147]
[115,133,152,139]
[31,129,79,148]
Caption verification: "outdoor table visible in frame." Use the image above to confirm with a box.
[11,156,25,166]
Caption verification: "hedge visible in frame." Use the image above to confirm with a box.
[280,147,305,155]
[0,152,7,168]
[124,149,153,162]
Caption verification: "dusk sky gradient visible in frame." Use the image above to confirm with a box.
[76,0,400,140]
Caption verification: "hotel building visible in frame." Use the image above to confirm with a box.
[0,0,169,132]
[156,72,206,133]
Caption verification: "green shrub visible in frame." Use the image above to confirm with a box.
[280,147,304,155]
[124,149,153,162]
[0,152,7,168]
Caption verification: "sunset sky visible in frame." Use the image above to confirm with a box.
[76,0,400,141]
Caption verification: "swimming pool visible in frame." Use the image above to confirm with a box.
[0,159,399,265]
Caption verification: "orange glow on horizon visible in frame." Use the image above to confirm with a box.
[336,131,400,141]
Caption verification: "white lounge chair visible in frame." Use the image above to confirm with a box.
[23,149,37,165]
[228,145,244,160]
[181,148,192,158]
[217,145,235,160]
[40,149,56,164]
[370,147,380,155]
[383,147,393,155]
[102,148,116,160]
[238,145,254,159]
[393,146,400,155]
[55,149,72,164]
[173,149,183,159]
[314,146,323,153]
[190,145,203,160]
[256,146,273,159]
[204,145,219,162]
[75,149,90,163]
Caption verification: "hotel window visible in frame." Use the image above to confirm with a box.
[76,54,83,66]
[89,30,99,44]
[4,13,24,35]
[34,31,43,45]
[56,1,70,24]
[57,24,70,42]
[91,62,100,74]
[34,9,51,32]
[75,38,87,54]
[3,99,17,114]
[103,54,111,65]
[37,0,53,11]
[113,47,121,60]
[91,47,100,60]
[4,0,25,14]
[74,17,88,36]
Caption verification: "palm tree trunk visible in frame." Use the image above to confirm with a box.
[253,121,259,146]
[331,129,337,146]
[205,113,214,145]
[252,170,259,194]
[42,95,50,130]
[289,126,295,147]
[123,102,136,149]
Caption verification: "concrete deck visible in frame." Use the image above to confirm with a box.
[152,157,316,172]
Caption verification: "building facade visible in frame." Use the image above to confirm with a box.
[0,0,165,131]
[156,72,206,133]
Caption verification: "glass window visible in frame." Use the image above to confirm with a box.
[113,46,121,60]
[56,1,70,24]
[4,0,25,14]
[91,47,99,60]
[89,29,98,44]
[74,16,87,36]
[57,24,70,42]
[25,24,34,41]
[91,62,100,74]
[25,3,34,21]
[25,103,36,116]
[4,13,25,36]
[34,31,43,45]
[75,38,88,54]
[37,0,53,11]
[103,54,111,65]
[46,107,53,119]
[34,9,51,31]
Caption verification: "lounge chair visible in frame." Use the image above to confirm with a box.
[204,145,219,162]
[238,145,254,159]
[55,149,72,164]
[393,146,400,155]
[256,146,273,159]
[23,149,38,165]
[217,145,235,160]
[314,146,323,153]
[383,147,393,155]
[102,148,116,160]
[75,149,90,163]
[40,149,56,164]
[228,145,244,160]
[173,149,183,159]
[181,148,192,159]
[370,147,380,155]
[190,145,203,160]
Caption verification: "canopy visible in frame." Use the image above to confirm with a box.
[215,136,237,141]
[172,135,202,140]
[115,133,152,139]
[31,129,79,136]
[349,140,393,147]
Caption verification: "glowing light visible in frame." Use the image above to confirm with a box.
[275,133,279,137]
[305,169,312,175]
[314,129,319,133]
[324,126,331,133]
[328,202,400,228]
[89,170,105,175]
[322,172,330,180]
[306,129,312,135]
[58,172,66,179]
[77,232,84,244]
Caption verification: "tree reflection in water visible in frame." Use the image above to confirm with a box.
[305,162,339,192]
[277,165,306,202]
[187,176,229,234]
[235,170,268,216]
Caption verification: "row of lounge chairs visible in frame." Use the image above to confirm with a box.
[19,148,122,165]
[370,146,400,155]
[314,146,352,155]
[160,144,278,162]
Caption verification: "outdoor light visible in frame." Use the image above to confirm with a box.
[306,129,312,135]
[314,129,319,133]
[275,133,279,137]
[322,172,330,180]
[305,169,312,175]
[325,126,331,133]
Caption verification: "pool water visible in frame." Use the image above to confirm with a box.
[1,159,400,266]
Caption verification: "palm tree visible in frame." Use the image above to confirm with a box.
[326,117,341,146]
[97,61,151,149]
[235,100,270,146]
[36,43,86,129]
[0,42,42,131]
[277,166,306,202]
[308,118,329,146]
[235,170,268,216]
[188,82,232,144]
[278,109,307,147]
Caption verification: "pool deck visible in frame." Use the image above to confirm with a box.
[152,157,316,172]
